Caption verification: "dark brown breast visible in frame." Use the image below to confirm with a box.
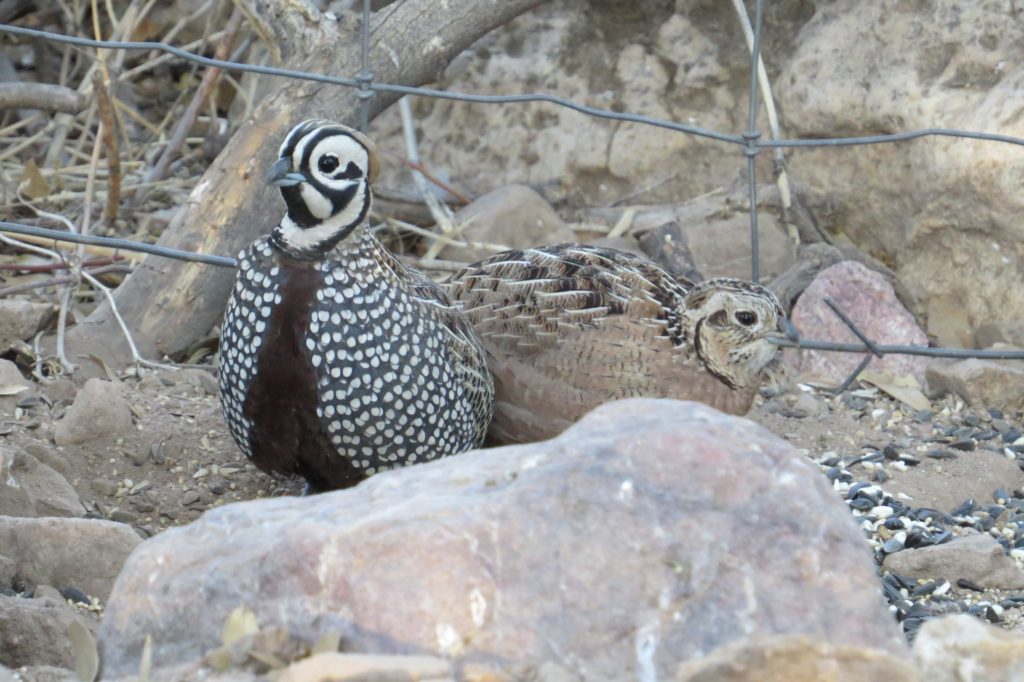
[241,259,364,491]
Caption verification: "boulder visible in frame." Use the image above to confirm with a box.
[437,185,575,263]
[783,261,929,385]
[0,516,142,600]
[925,359,1024,412]
[913,614,1024,682]
[100,399,905,678]
[882,534,1024,591]
[53,378,133,446]
[776,0,1024,345]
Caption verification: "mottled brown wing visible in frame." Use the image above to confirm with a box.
[445,244,690,358]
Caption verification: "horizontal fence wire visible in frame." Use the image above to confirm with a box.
[3,23,1024,150]
[2,12,1023,381]
[2,218,1023,366]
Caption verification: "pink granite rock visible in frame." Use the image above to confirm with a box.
[99,399,906,678]
[784,261,928,385]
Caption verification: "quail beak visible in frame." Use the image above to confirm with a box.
[266,157,306,187]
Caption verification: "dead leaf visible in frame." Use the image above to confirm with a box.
[858,369,931,412]
[222,606,260,646]
[139,634,152,681]
[311,631,341,655]
[206,645,233,672]
[67,620,99,682]
[0,384,28,396]
[87,354,118,383]
[19,158,51,199]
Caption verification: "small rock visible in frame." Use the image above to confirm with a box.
[926,359,1024,411]
[635,220,704,282]
[109,510,138,525]
[783,261,928,385]
[130,446,150,467]
[913,614,1024,682]
[0,300,52,354]
[438,185,575,262]
[21,444,70,479]
[5,449,83,518]
[178,368,219,396]
[53,378,133,446]
[882,533,1024,590]
[90,478,118,497]
[786,392,822,418]
[974,321,1024,349]
[0,516,142,600]
[31,584,64,604]
[0,593,94,669]
[0,359,30,415]
[59,587,90,606]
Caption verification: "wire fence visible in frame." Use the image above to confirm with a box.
[1,0,1023,387]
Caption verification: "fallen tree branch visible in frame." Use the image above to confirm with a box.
[69,0,550,367]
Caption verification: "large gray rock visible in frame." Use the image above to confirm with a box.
[0,516,142,600]
[53,378,133,446]
[100,399,905,679]
[783,261,929,385]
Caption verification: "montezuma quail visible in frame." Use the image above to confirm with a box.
[446,244,798,443]
[218,120,494,491]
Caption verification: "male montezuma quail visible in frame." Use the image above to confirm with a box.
[446,245,798,443]
[218,120,494,491]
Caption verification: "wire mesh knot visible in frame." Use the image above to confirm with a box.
[742,130,761,158]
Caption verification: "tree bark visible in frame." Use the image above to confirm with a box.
[67,0,548,368]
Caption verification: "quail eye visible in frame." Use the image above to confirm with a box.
[735,311,757,326]
[318,154,340,173]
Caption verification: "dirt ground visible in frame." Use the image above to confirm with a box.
[8,364,1022,541]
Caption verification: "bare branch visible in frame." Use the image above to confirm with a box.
[0,83,88,113]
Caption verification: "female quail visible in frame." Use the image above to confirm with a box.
[218,120,494,491]
[445,244,798,443]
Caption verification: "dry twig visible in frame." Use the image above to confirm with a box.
[0,83,88,113]
[92,72,122,224]
[138,6,243,194]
